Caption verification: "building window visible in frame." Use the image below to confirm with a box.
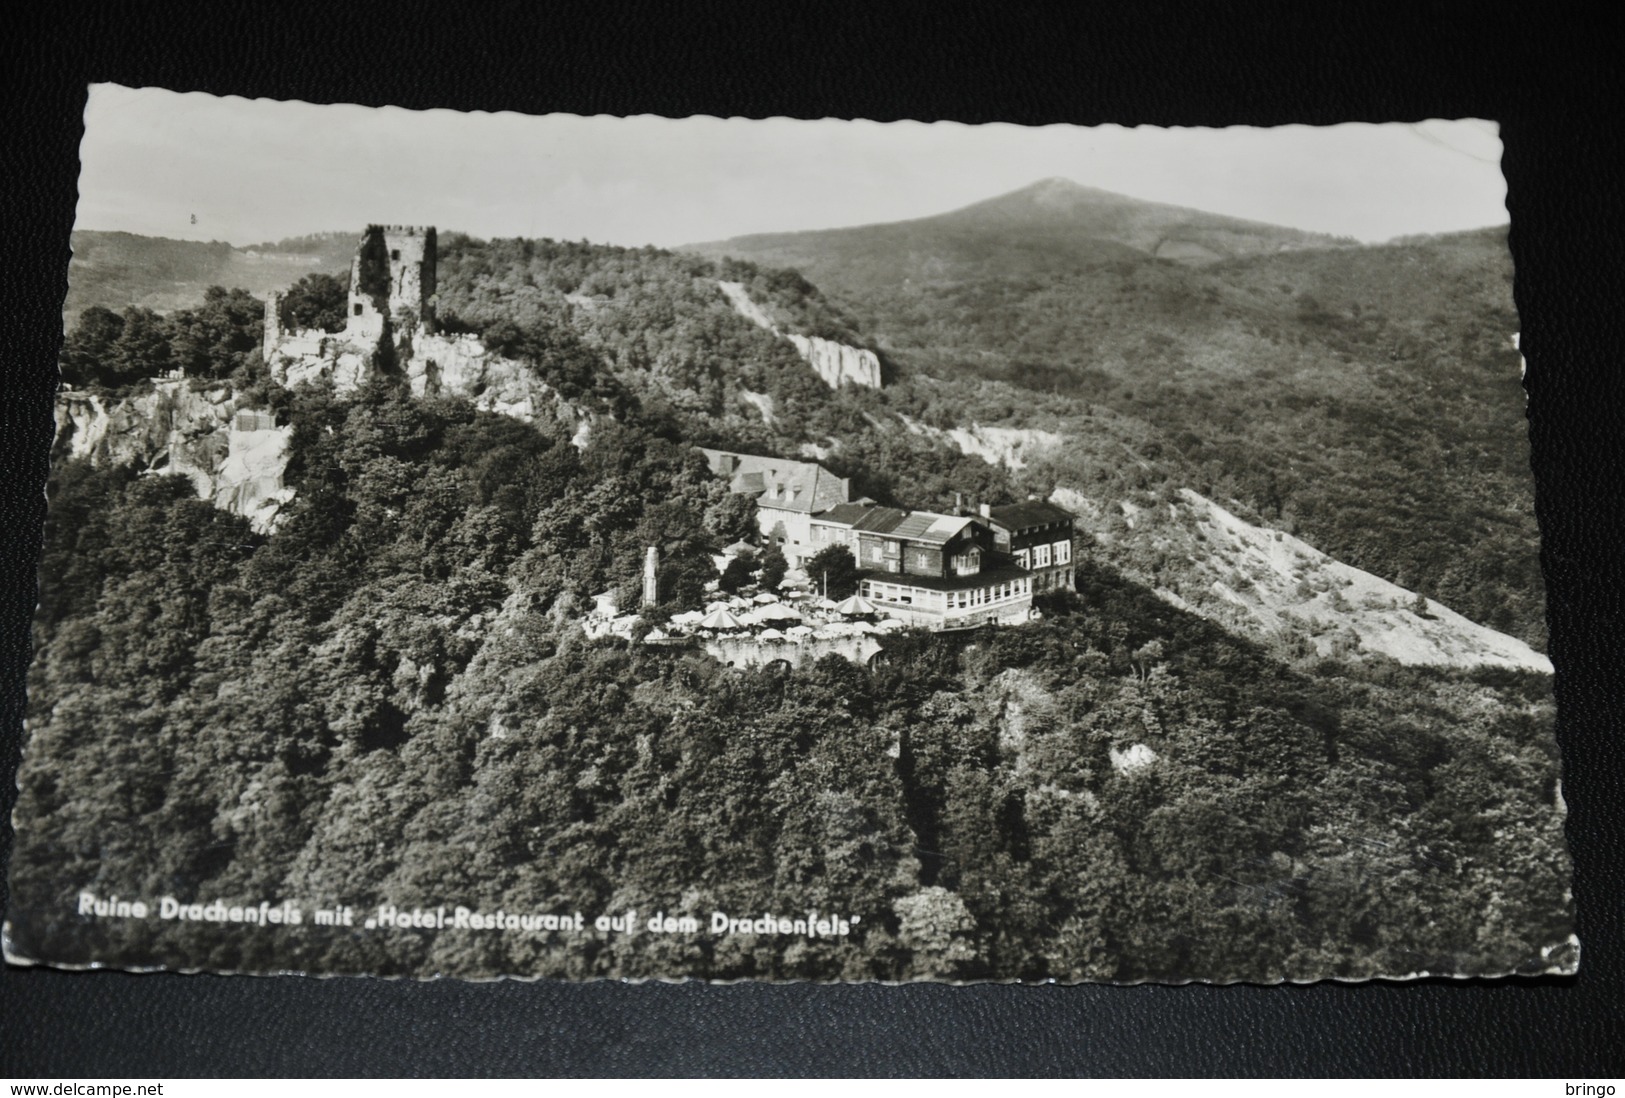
[1015,548,1030,569]
[391,249,401,260]
[1035,544,1052,568]
[1055,539,1072,564]
[353,303,363,316]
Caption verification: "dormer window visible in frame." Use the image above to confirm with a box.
[952,548,982,576]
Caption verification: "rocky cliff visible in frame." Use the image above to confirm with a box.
[264,329,374,392]
[786,334,883,389]
[55,381,293,533]
[406,333,594,447]
[57,331,597,534]
[896,413,1065,469]
[716,280,882,389]
[1051,484,1552,674]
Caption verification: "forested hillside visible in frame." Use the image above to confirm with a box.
[12,375,1571,981]
[54,215,1547,654]
[691,193,1542,649]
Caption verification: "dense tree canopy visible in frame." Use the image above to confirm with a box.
[13,372,1569,982]
[59,287,264,389]
[278,272,349,333]
[19,230,1566,984]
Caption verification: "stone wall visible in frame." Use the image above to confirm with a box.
[701,632,885,670]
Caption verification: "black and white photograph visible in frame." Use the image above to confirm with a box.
[3,85,1575,985]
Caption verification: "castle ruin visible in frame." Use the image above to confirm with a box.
[345,224,437,340]
[263,224,439,387]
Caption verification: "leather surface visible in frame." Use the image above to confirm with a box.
[2,0,1621,1077]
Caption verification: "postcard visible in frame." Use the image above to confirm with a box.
[3,86,1575,983]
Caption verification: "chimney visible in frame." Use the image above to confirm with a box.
[978,502,991,519]
[954,491,965,515]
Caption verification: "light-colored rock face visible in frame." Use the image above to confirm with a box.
[716,281,776,329]
[1176,488,1551,672]
[897,413,1064,469]
[408,333,594,445]
[787,334,883,389]
[1073,482,1552,674]
[1109,743,1158,774]
[215,423,293,534]
[716,280,882,389]
[58,325,597,537]
[54,381,293,533]
[267,323,595,442]
[738,389,777,425]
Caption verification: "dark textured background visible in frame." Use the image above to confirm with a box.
[2,1,1621,1078]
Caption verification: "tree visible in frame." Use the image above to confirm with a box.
[279,273,350,333]
[718,555,756,594]
[59,306,125,386]
[109,307,173,382]
[805,544,860,600]
[758,546,788,592]
[169,286,264,378]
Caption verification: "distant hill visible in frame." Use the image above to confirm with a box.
[684,178,1355,296]
[62,230,356,326]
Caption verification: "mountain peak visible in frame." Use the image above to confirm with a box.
[921,177,1351,263]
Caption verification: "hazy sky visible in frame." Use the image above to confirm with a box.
[77,84,1507,248]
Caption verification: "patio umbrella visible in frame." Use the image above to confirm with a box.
[835,594,879,617]
[745,603,805,625]
[699,607,744,630]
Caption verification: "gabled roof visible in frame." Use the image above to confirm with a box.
[987,500,1076,531]
[698,447,851,514]
[812,502,878,527]
[850,507,909,534]
[888,511,976,545]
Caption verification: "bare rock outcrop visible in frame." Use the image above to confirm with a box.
[55,381,293,533]
[407,333,595,448]
[787,334,883,389]
[716,280,882,389]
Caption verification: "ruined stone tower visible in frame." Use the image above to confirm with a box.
[262,224,443,387]
[345,224,437,340]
